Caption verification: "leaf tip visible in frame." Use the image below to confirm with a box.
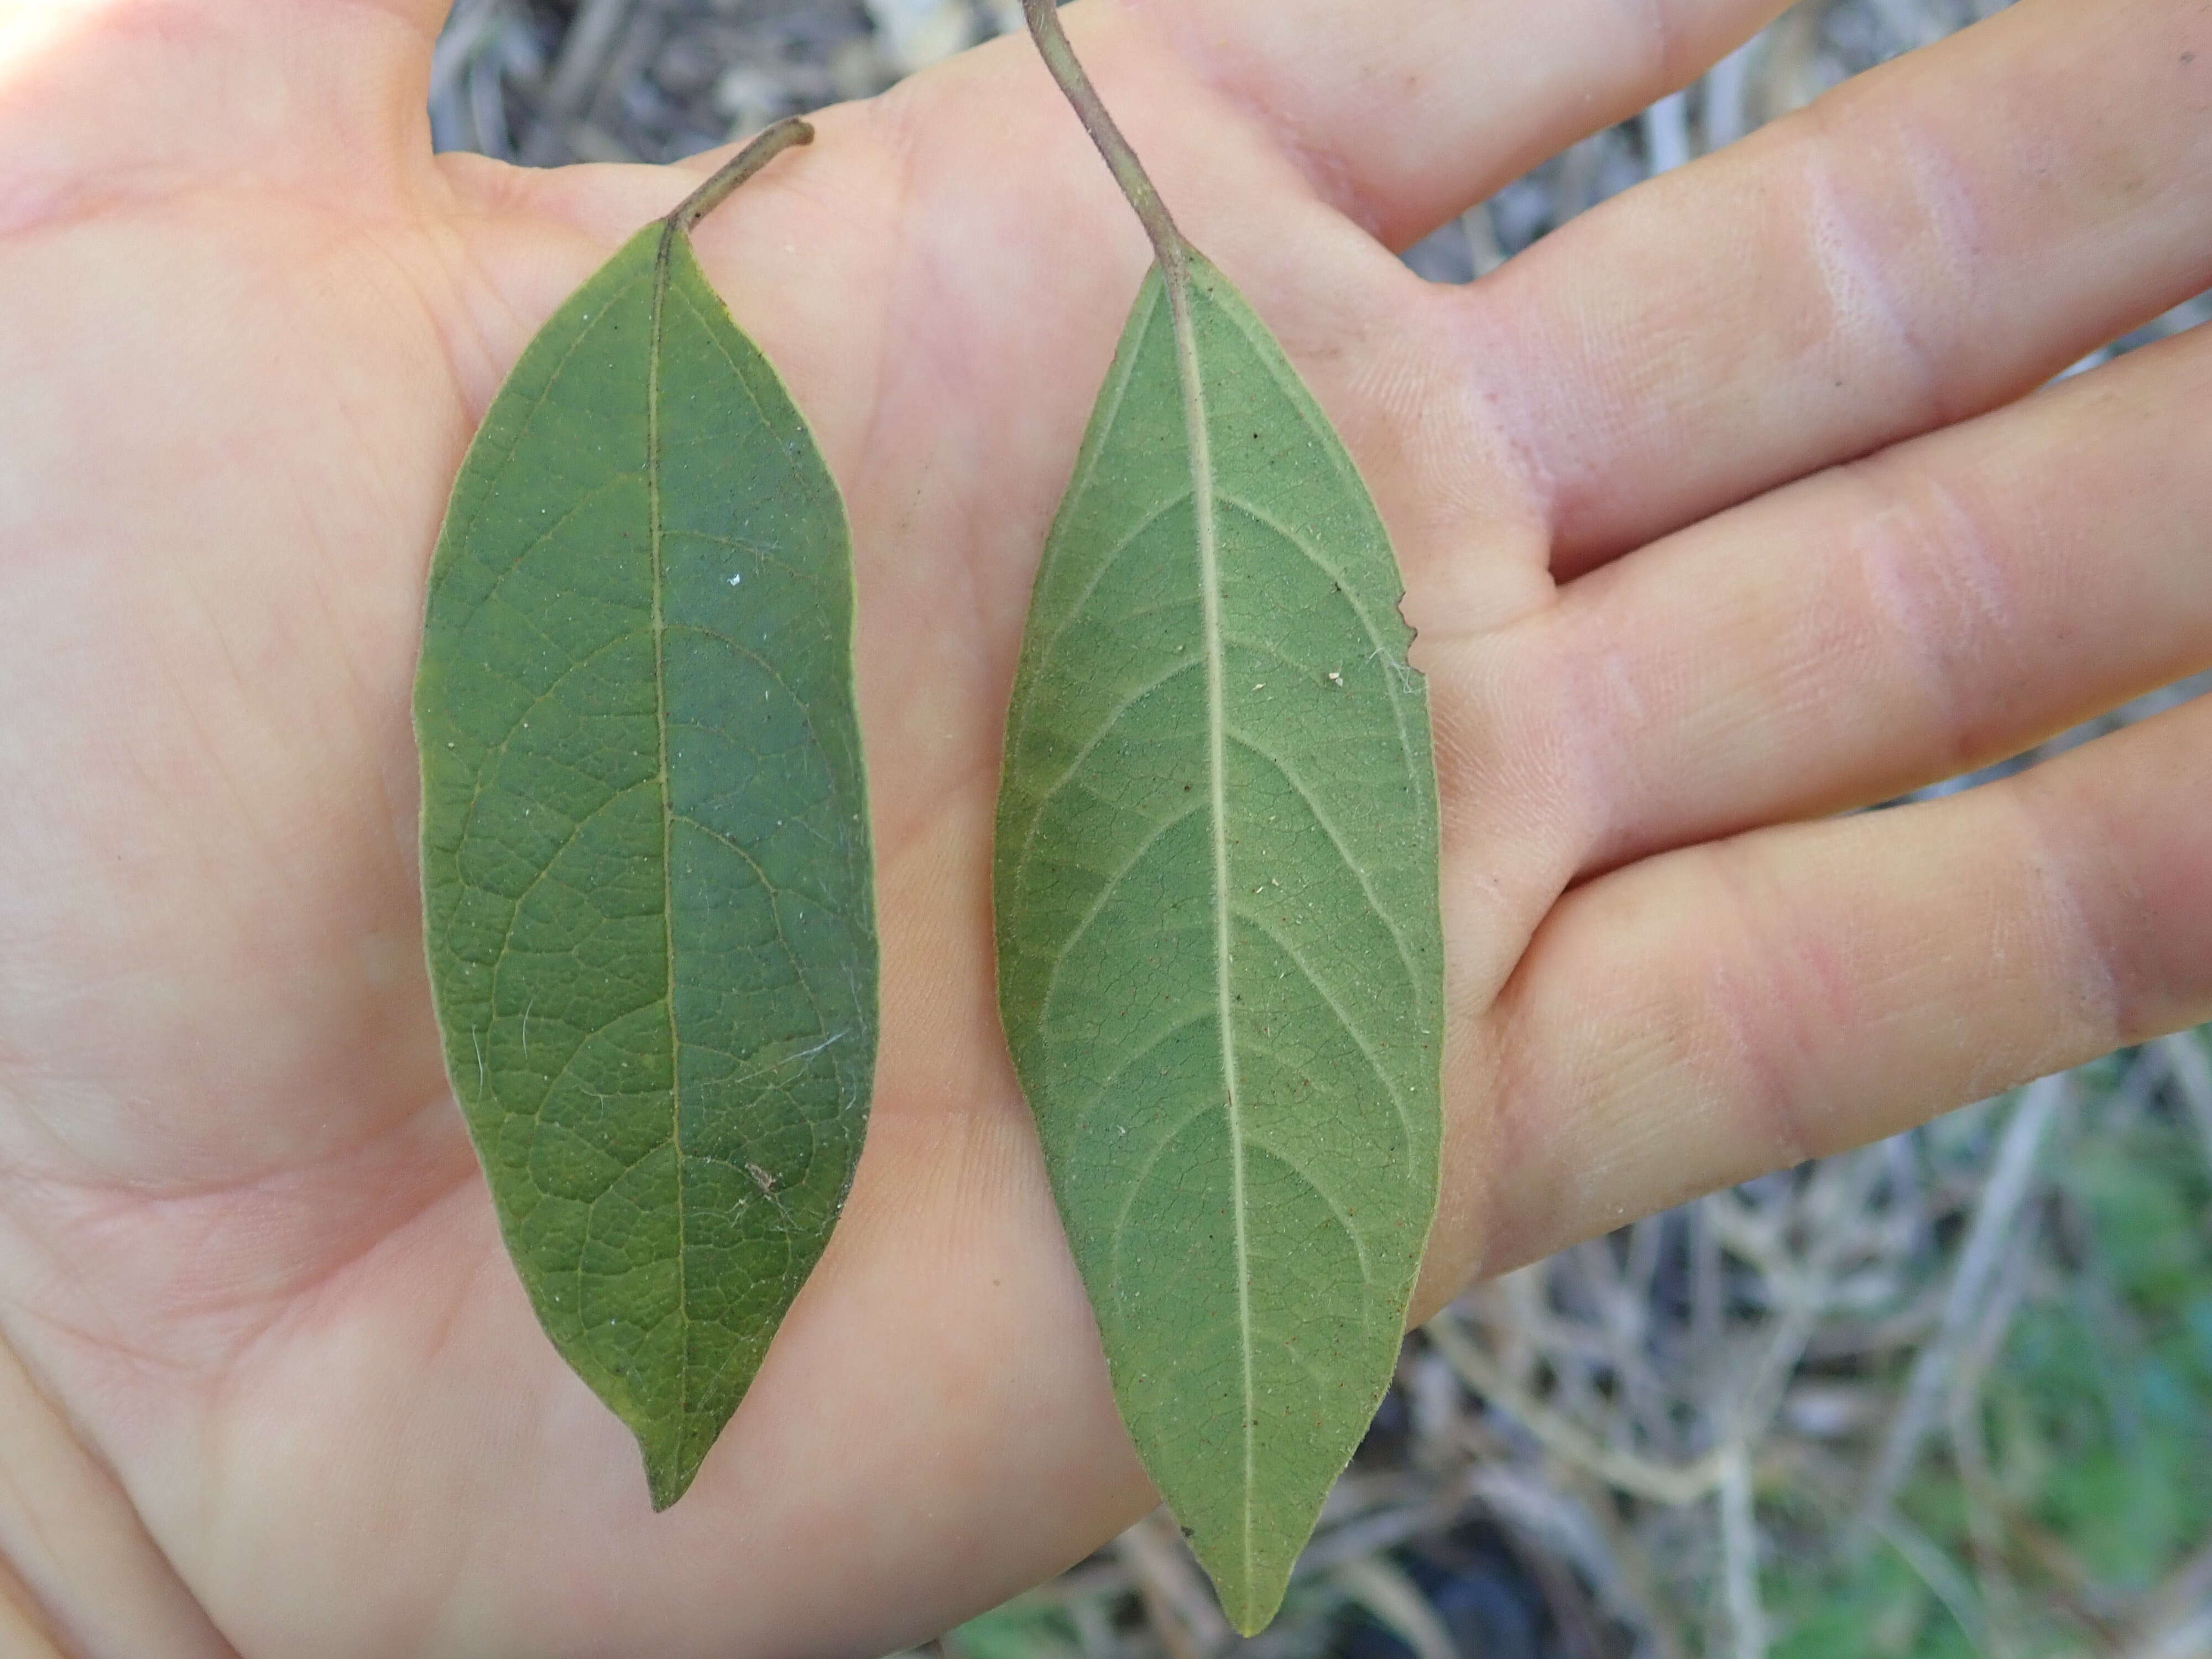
[639,1427,710,1513]
[1183,1522,1297,1638]
[1222,1573,1291,1639]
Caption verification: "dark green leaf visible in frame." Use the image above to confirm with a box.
[415,142,873,1509]
[994,254,1444,1630]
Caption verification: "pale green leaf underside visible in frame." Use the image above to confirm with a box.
[416,222,874,1509]
[994,255,1443,1630]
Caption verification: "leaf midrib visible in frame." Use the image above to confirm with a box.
[648,218,691,1437]
[1166,262,1257,1596]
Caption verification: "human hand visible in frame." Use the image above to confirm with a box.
[2,0,2208,1652]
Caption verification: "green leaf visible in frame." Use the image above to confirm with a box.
[993,253,1443,1631]
[415,126,873,1510]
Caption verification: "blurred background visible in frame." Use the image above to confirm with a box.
[429,2,2212,1653]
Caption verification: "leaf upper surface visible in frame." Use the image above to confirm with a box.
[995,256,1443,1630]
[416,221,874,1509]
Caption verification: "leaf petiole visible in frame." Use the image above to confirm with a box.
[1018,0,1188,284]
[667,114,816,238]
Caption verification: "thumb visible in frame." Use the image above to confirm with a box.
[0,0,446,208]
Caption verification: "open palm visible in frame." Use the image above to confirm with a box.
[3,0,2209,1653]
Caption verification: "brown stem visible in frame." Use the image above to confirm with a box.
[667,116,815,236]
[1020,0,1188,279]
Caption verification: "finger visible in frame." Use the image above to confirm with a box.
[1104,0,1792,245]
[1521,319,2212,876]
[1451,0,2212,575]
[1443,695,2212,1286]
